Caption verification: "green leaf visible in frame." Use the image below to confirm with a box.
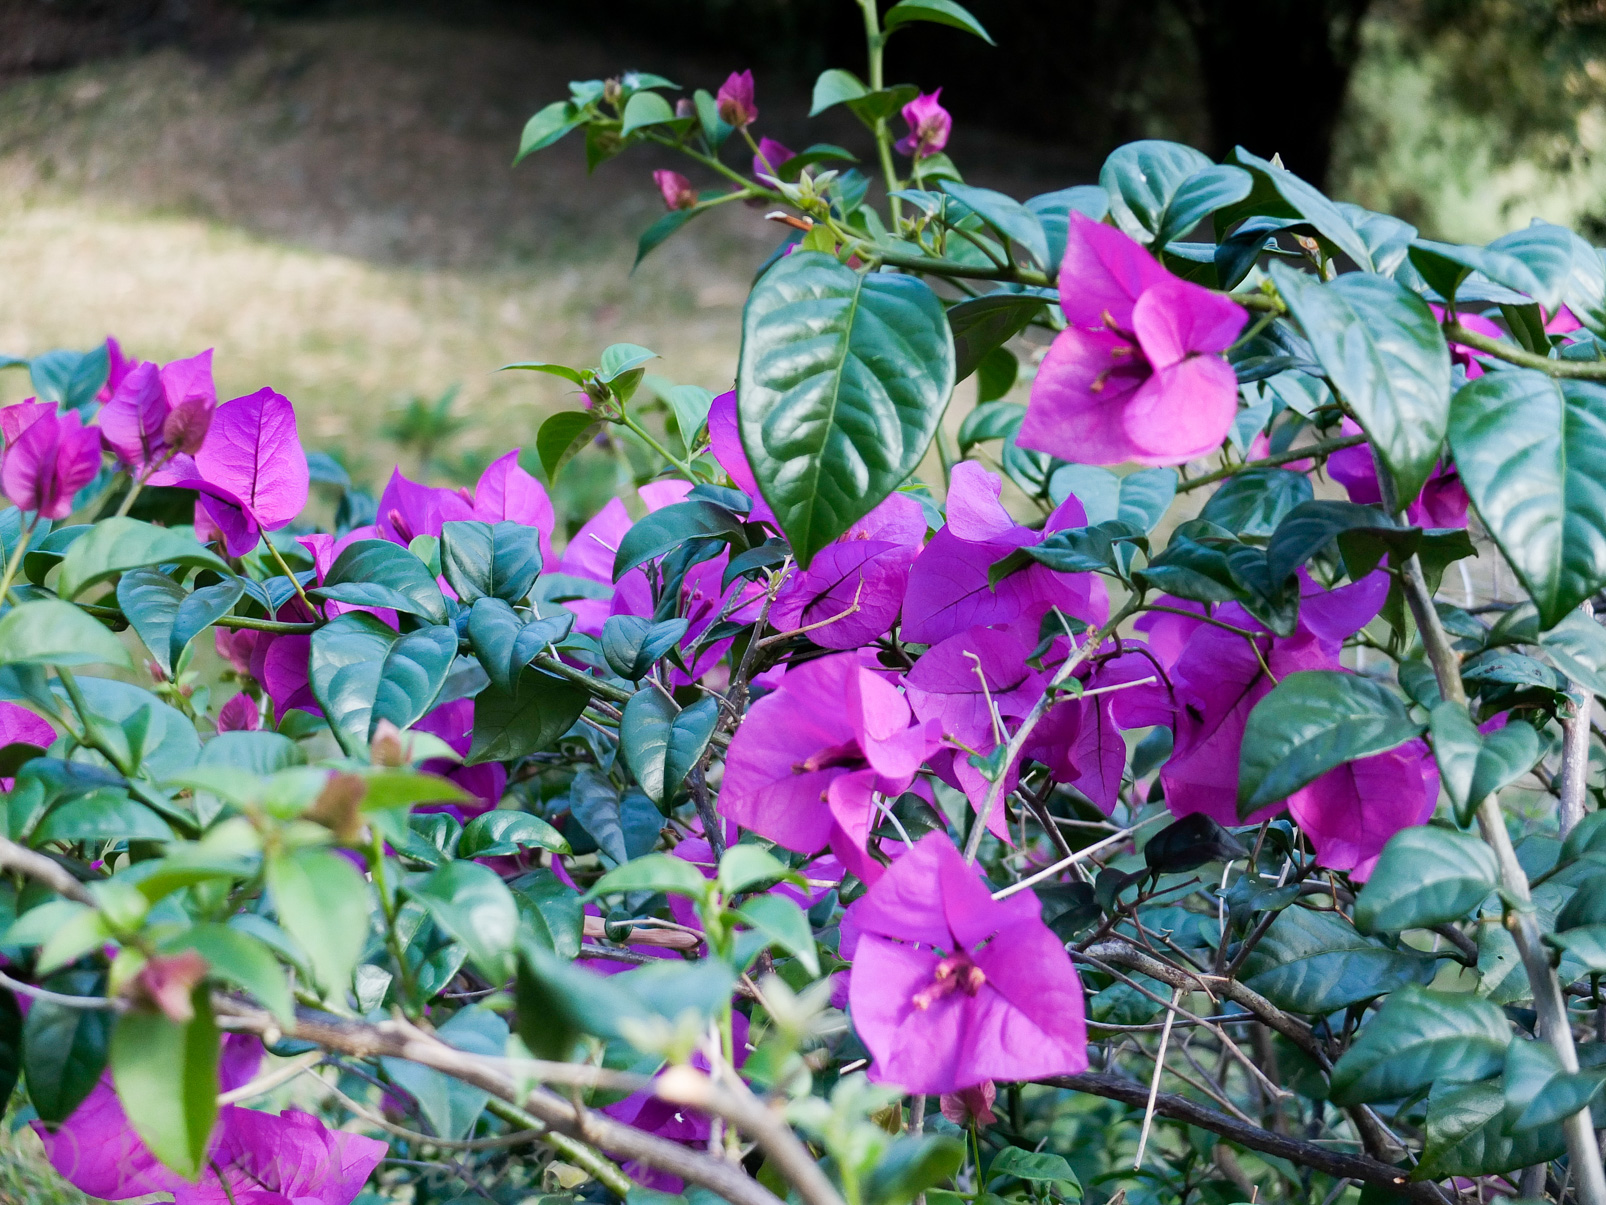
[1448,369,1606,628]
[1266,500,1395,585]
[1407,238,1545,306]
[467,597,572,695]
[313,539,446,623]
[536,411,603,482]
[1269,263,1450,505]
[620,90,676,137]
[1418,1079,1565,1179]
[414,861,520,980]
[871,1136,970,1205]
[809,68,869,116]
[612,501,745,580]
[515,100,585,163]
[22,970,111,1122]
[468,665,589,764]
[162,923,293,1024]
[111,993,218,1179]
[1502,1035,1604,1133]
[359,768,474,811]
[1354,826,1498,933]
[0,599,131,669]
[116,568,186,675]
[585,852,710,901]
[440,520,544,605]
[939,181,1049,268]
[265,847,370,998]
[459,810,570,858]
[510,868,583,959]
[1154,165,1253,247]
[370,625,457,739]
[170,578,246,669]
[736,893,819,975]
[1429,701,1546,824]
[1539,609,1606,696]
[567,770,659,867]
[1239,670,1422,813]
[1098,141,1212,245]
[1026,185,1109,267]
[974,346,1018,404]
[55,518,229,601]
[1228,147,1375,271]
[738,252,955,568]
[988,1146,1080,1187]
[1329,986,1508,1106]
[602,615,690,680]
[33,791,173,844]
[1240,906,1433,1014]
[382,1008,506,1140]
[718,844,802,896]
[635,208,698,269]
[308,613,397,757]
[30,345,109,410]
[1198,467,1313,539]
[882,0,993,43]
[620,690,717,805]
[665,384,716,453]
[1486,220,1605,320]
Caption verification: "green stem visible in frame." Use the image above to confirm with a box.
[369,829,422,1013]
[617,410,698,479]
[1175,433,1367,493]
[1444,319,1606,380]
[857,0,902,224]
[265,539,322,620]
[0,515,37,605]
[838,228,1051,285]
[645,131,781,198]
[75,602,317,635]
[483,1098,636,1196]
[114,476,147,519]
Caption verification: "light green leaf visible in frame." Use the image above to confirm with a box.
[265,847,370,998]
[0,600,131,668]
[882,0,993,43]
[584,852,710,902]
[111,993,218,1179]
[56,519,230,601]
[736,894,819,976]
[414,861,520,981]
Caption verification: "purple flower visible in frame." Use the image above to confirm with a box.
[473,449,557,566]
[0,701,54,784]
[705,390,776,524]
[155,388,310,557]
[373,466,475,546]
[751,137,793,178]
[410,698,507,819]
[769,492,925,649]
[95,336,136,404]
[895,89,951,158]
[35,1035,385,1205]
[215,692,261,733]
[716,70,758,127]
[717,654,941,884]
[654,169,698,211]
[1325,418,1469,529]
[1019,213,1245,467]
[0,401,103,519]
[846,831,1088,1094]
[900,462,1108,645]
[1285,740,1438,879]
[99,350,217,471]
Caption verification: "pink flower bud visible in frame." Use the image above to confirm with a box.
[940,1081,998,1127]
[129,951,209,1023]
[216,692,262,733]
[716,69,758,127]
[1,402,103,519]
[895,88,952,159]
[653,169,699,211]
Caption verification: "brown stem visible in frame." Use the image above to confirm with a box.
[1175,433,1369,493]
[0,836,95,904]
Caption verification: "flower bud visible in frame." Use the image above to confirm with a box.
[307,771,369,844]
[653,169,699,212]
[160,393,215,456]
[128,951,210,1023]
[369,718,408,767]
[939,1080,997,1127]
[716,70,757,127]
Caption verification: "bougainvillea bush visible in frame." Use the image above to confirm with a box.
[9,4,1606,1205]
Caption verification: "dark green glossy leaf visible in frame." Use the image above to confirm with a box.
[565,769,659,866]
[620,691,718,805]
[1143,813,1249,875]
[1198,467,1313,539]
[460,811,570,859]
[602,615,690,680]
[738,252,955,567]
[1099,140,1212,245]
[171,577,245,669]
[23,970,112,1122]
[535,411,602,482]
[612,501,745,581]
[1229,147,1374,271]
[1418,1079,1564,1179]
[117,567,186,675]
[1154,165,1253,247]
[309,613,398,757]
[1448,369,1606,628]
[1239,670,1421,812]
[1502,1034,1604,1133]
[441,520,544,605]
[1270,262,1450,504]
[30,345,109,410]
[1027,186,1108,269]
[468,665,589,765]
[947,295,1045,383]
[371,625,457,739]
[1354,825,1498,932]
[467,597,573,694]
[1486,220,1605,322]
[882,0,993,42]
[1429,701,1546,825]
[975,346,1018,404]
[1329,986,1508,1106]
[510,868,583,959]
[940,181,1049,268]
[1267,500,1395,585]
[313,539,446,624]
[110,993,218,1179]
[1240,906,1433,1014]
[56,518,230,601]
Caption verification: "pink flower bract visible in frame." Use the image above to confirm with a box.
[716,70,758,127]
[1020,213,1245,467]
[1,401,103,520]
[896,90,951,158]
[653,169,698,211]
[848,831,1088,1094]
